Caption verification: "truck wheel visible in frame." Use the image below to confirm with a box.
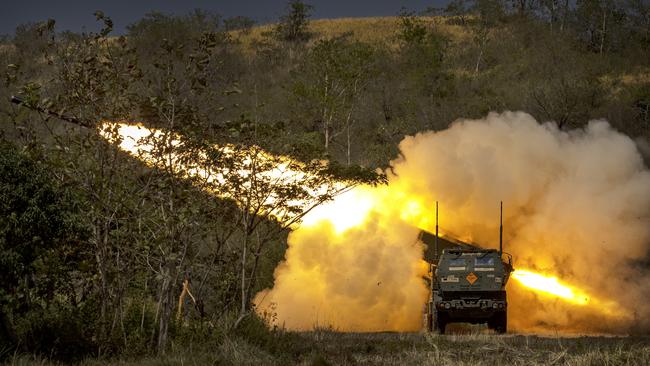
[487,317,495,330]
[434,312,447,334]
[494,311,507,334]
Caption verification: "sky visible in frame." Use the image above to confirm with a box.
[2,0,451,36]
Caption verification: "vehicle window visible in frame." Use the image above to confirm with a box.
[475,257,495,266]
[448,258,466,266]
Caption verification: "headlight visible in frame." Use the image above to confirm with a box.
[492,303,498,309]
[444,302,451,309]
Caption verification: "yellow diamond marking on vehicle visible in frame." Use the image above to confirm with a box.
[466,272,478,285]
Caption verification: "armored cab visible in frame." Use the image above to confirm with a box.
[424,202,514,334]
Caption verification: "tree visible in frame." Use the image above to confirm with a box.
[632,83,650,133]
[510,0,534,16]
[274,0,314,44]
[470,0,506,73]
[575,0,626,54]
[438,0,473,25]
[0,142,91,360]
[292,36,377,162]
[126,10,223,60]
[13,19,56,60]
[538,0,571,31]
[627,0,650,43]
[125,20,239,353]
[530,71,605,129]
[26,13,150,355]
[397,8,429,45]
[396,10,450,98]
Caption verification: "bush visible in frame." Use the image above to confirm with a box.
[13,305,96,362]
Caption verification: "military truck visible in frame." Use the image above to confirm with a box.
[424,202,513,334]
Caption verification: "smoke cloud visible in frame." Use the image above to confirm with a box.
[255,111,650,334]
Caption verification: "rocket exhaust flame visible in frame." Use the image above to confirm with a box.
[102,112,650,334]
[99,122,351,222]
[512,269,631,319]
[512,270,591,305]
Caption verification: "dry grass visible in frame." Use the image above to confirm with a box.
[8,331,650,365]
[299,332,650,365]
[230,16,471,51]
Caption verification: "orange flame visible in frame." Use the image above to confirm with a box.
[512,269,630,319]
[512,269,590,305]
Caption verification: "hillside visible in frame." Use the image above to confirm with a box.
[234,16,470,48]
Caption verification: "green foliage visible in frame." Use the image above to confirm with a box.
[274,1,314,43]
[396,12,452,98]
[0,142,93,361]
[12,303,96,362]
[233,314,312,359]
[632,83,650,130]
[575,0,627,53]
[397,9,429,45]
[12,19,56,58]
[473,0,506,27]
[435,0,472,25]
[530,71,605,129]
[127,10,223,57]
[224,16,256,33]
[292,35,379,159]
[0,143,87,299]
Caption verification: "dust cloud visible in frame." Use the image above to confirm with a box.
[254,111,650,334]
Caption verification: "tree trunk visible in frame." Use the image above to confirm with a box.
[561,0,569,32]
[517,0,527,16]
[233,213,251,329]
[324,120,330,151]
[157,266,174,355]
[140,278,148,332]
[240,230,248,319]
[600,8,607,54]
[94,223,110,349]
[244,230,267,308]
[323,73,330,151]
[346,120,351,166]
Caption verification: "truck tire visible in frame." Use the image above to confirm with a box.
[493,311,507,334]
[434,312,447,334]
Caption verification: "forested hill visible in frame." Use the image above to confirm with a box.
[0,1,649,363]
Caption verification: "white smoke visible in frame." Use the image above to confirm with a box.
[255,111,650,333]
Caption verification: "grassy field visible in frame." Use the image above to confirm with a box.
[8,331,650,365]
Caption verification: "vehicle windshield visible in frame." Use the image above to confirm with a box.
[475,257,495,266]
[448,258,466,266]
